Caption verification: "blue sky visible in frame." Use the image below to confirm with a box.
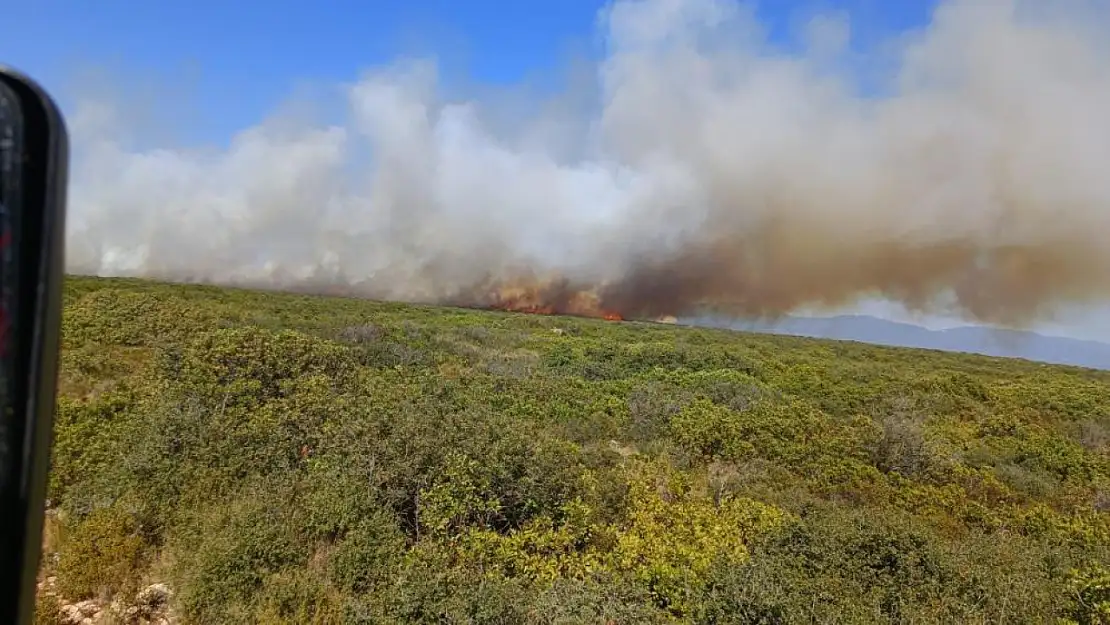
[3,0,938,142]
[8,0,1110,342]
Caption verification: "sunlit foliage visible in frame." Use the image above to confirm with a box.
[39,276,1110,623]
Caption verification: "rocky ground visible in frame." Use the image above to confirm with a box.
[38,576,176,625]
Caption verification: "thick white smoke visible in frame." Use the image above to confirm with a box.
[63,0,1110,325]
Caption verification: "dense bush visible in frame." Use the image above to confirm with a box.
[36,276,1110,623]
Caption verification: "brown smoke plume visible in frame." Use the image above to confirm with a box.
[63,0,1110,329]
[444,273,625,320]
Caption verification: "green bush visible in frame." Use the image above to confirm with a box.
[55,503,146,599]
[169,477,309,622]
[36,276,1110,623]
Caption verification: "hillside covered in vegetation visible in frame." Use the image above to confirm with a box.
[37,276,1110,623]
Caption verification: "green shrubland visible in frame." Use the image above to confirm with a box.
[38,276,1110,623]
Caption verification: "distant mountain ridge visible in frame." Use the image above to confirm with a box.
[681,314,1110,371]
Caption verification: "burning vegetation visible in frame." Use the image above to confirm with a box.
[64,1,1110,334]
[453,277,625,321]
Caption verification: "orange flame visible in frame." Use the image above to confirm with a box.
[471,277,625,321]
